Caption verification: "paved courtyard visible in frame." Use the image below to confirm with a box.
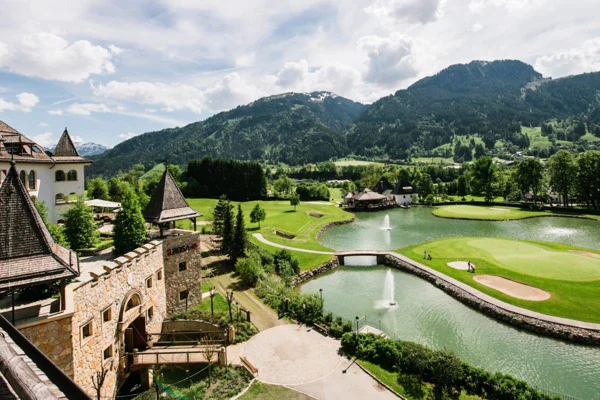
[242,324,397,400]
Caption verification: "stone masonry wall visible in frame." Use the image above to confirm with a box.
[70,241,167,399]
[163,231,203,314]
[19,315,74,378]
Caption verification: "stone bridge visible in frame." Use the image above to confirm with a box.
[334,250,390,265]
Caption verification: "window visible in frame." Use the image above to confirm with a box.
[102,307,112,323]
[179,290,189,302]
[146,276,153,289]
[55,193,66,205]
[28,170,36,190]
[81,321,93,340]
[19,170,27,188]
[32,146,42,153]
[67,170,77,181]
[103,345,113,360]
[125,294,141,311]
[156,270,163,281]
[178,261,187,272]
[55,170,66,181]
[147,306,154,321]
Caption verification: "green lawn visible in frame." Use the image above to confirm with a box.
[193,291,229,314]
[411,157,454,165]
[433,205,549,220]
[398,237,600,322]
[183,198,352,253]
[237,381,314,400]
[249,235,333,271]
[333,159,384,167]
[433,204,600,222]
[358,360,479,400]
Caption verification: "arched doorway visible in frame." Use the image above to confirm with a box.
[120,291,148,353]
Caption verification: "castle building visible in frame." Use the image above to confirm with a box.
[0,163,205,399]
[0,121,91,223]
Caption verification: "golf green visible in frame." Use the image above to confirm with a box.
[399,237,600,322]
[432,205,547,220]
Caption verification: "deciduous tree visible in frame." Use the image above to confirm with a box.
[63,198,97,249]
[250,204,266,228]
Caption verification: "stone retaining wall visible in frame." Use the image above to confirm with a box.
[291,258,340,287]
[383,255,600,345]
[315,217,356,240]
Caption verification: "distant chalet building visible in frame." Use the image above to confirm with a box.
[391,184,413,206]
[373,176,394,197]
[344,188,395,211]
[0,121,91,223]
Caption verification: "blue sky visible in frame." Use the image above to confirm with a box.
[1,0,599,149]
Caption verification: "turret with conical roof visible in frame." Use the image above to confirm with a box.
[52,128,80,157]
[0,162,79,290]
[143,166,200,235]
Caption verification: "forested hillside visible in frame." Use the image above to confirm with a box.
[89,60,600,176]
[89,92,365,176]
[346,60,600,159]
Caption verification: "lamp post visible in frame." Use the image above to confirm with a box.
[235,301,240,321]
[319,288,323,308]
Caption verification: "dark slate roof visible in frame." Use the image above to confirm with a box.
[373,177,394,194]
[143,168,200,224]
[391,184,413,195]
[0,163,78,290]
[52,129,79,157]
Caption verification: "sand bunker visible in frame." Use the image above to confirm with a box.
[474,275,550,301]
[489,207,510,212]
[447,261,472,270]
[569,250,600,259]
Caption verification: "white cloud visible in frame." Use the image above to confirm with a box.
[66,102,111,115]
[48,110,63,115]
[469,0,544,13]
[534,38,600,78]
[38,122,49,127]
[71,135,84,144]
[119,131,139,139]
[365,0,447,24]
[145,108,157,113]
[472,22,483,32]
[272,60,363,99]
[108,44,123,55]
[0,92,39,112]
[31,132,55,147]
[161,107,175,113]
[0,33,115,83]
[93,81,205,113]
[358,33,418,86]
[235,53,255,68]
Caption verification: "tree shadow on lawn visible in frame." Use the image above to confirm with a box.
[284,210,297,213]
[397,374,428,399]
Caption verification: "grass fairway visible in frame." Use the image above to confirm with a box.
[238,381,314,400]
[181,198,350,270]
[399,237,600,322]
[433,205,549,220]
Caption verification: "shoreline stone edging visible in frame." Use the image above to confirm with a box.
[383,254,600,346]
[291,258,340,287]
[315,217,356,241]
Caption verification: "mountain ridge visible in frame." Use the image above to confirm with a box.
[89,60,600,176]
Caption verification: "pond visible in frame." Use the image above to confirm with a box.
[301,266,600,399]
[318,207,600,251]
[305,208,600,399]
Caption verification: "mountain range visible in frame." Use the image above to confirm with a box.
[49,142,109,157]
[89,60,600,176]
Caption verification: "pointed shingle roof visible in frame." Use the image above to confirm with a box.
[0,162,79,290]
[143,168,200,224]
[373,177,394,194]
[52,128,80,157]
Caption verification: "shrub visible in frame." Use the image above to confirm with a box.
[63,198,98,250]
[235,251,264,287]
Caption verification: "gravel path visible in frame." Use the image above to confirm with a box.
[253,234,334,255]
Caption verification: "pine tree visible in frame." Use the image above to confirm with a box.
[232,204,247,261]
[113,190,147,254]
[212,195,231,236]
[63,198,98,250]
[221,199,234,255]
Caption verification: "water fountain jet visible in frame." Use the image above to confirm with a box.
[382,214,391,231]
